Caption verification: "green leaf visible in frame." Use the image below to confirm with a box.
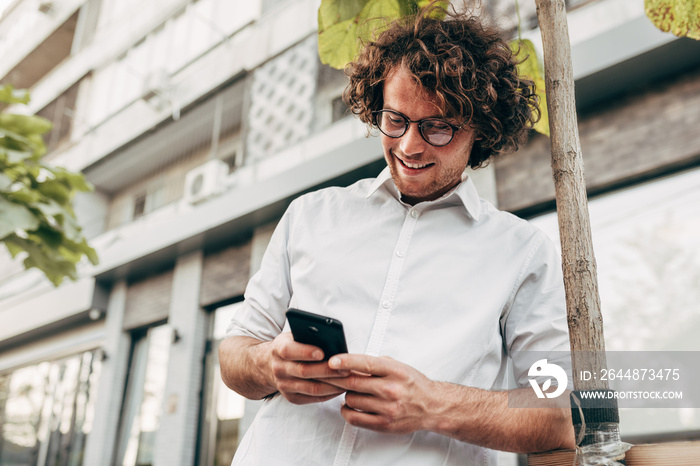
[318,0,367,32]
[26,134,48,157]
[356,0,406,41]
[510,39,550,137]
[0,85,31,105]
[84,243,99,265]
[63,237,99,265]
[0,113,52,137]
[4,148,34,164]
[33,199,66,218]
[6,185,42,204]
[49,166,93,192]
[55,209,84,243]
[1,87,97,286]
[318,0,407,69]
[413,0,449,18]
[0,173,12,190]
[36,179,72,205]
[1,129,32,150]
[5,237,25,257]
[7,234,79,286]
[319,18,362,69]
[0,196,40,239]
[318,0,449,69]
[317,0,450,69]
[30,225,63,249]
[0,118,49,159]
[645,0,700,40]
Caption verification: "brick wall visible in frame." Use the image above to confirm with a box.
[495,65,700,214]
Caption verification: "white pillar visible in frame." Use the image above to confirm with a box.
[153,251,207,466]
[82,280,131,466]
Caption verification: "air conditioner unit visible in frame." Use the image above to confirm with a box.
[183,159,228,204]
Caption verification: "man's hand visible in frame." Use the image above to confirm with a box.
[323,354,438,434]
[323,353,575,453]
[267,332,349,405]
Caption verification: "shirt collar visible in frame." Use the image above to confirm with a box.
[366,167,482,221]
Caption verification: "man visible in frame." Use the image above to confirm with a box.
[220,7,574,465]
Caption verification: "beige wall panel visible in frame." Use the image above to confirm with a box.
[123,269,173,330]
[200,240,252,307]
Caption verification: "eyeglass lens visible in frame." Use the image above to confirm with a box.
[376,110,454,146]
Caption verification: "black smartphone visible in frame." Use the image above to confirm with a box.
[286,308,348,360]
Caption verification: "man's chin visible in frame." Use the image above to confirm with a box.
[397,186,431,205]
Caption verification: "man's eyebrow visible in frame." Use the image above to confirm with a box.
[382,105,447,120]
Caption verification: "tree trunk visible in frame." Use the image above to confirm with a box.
[534,0,609,391]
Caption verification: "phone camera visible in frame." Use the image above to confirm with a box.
[326,318,333,325]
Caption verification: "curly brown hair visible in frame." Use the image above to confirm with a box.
[343,8,539,168]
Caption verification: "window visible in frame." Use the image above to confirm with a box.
[0,350,102,466]
[198,302,250,466]
[132,192,147,219]
[115,325,172,466]
[35,82,80,156]
[314,64,349,129]
[220,150,239,174]
[218,134,242,174]
[131,183,166,220]
[331,95,349,123]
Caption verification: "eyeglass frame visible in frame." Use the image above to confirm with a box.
[371,109,463,147]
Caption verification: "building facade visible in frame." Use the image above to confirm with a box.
[1,0,699,465]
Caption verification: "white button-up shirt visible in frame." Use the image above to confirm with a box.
[227,168,569,465]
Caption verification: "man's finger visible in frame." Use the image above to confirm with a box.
[276,332,325,361]
[344,391,383,414]
[340,402,391,432]
[285,360,349,380]
[285,391,345,405]
[328,354,395,376]
[321,373,379,394]
[278,378,346,398]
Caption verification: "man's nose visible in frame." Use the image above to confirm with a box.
[398,123,427,156]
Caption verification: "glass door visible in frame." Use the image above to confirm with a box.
[0,350,102,466]
[115,324,172,466]
[198,302,248,466]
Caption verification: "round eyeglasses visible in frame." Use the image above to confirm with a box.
[372,109,461,147]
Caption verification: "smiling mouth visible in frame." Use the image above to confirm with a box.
[397,156,434,170]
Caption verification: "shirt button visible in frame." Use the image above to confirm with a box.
[396,250,404,257]
[410,210,418,218]
[382,300,391,309]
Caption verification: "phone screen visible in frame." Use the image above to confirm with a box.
[286,308,348,360]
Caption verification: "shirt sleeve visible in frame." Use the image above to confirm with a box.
[500,232,572,388]
[225,202,295,342]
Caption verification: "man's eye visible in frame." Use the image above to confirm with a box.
[387,115,404,125]
[423,120,451,133]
